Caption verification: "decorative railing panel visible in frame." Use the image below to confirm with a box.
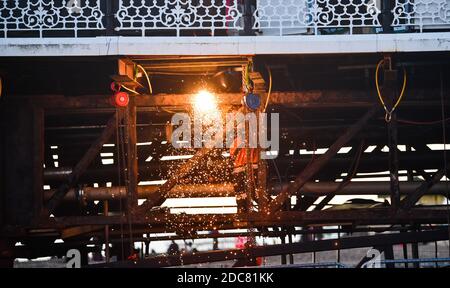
[1,0,450,38]
[253,0,381,35]
[392,0,450,31]
[0,0,104,37]
[115,0,243,36]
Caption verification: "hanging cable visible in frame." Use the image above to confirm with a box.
[136,64,178,114]
[375,59,407,122]
[120,84,139,95]
[137,64,153,95]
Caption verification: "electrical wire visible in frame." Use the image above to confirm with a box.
[375,59,407,122]
[263,66,272,113]
[120,84,139,95]
[137,64,153,95]
[396,117,450,125]
[136,64,178,114]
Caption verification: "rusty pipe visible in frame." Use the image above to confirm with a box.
[43,181,449,202]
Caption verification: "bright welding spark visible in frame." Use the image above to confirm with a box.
[193,90,217,115]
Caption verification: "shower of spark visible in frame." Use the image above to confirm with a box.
[193,90,218,118]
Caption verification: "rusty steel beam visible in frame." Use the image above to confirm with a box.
[401,168,446,210]
[43,181,449,202]
[126,98,138,210]
[93,229,450,267]
[32,107,45,221]
[267,106,378,214]
[44,112,123,215]
[42,151,447,183]
[44,183,235,201]
[37,207,450,228]
[136,147,213,213]
[18,90,449,110]
[383,66,401,210]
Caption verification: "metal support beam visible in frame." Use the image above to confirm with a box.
[136,147,212,212]
[268,106,378,214]
[384,245,395,268]
[383,62,401,209]
[44,112,122,215]
[23,90,449,110]
[401,168,446,210]
[243,0,253,36]
[37,207,450,228]
[44,181,450,202]
[104,200,110,263]
[126,98,138,210]
[93,229,449,268]
[381,0,394,33]
[32,107,44,221]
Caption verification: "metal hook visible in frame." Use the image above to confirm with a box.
[385,112,392,123]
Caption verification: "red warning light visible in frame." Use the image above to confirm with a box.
[113,91,129,107]
[110,82,129,108]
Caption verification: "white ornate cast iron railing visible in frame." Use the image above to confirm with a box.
[115,0,243,36]
[253,0,381,35]
[0,0,450,38]
[0,0,104,37]
[392,0,450,32]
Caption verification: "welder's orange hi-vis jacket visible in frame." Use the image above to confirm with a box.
[230,137,260,173]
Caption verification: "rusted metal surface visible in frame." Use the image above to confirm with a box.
[32,107,44,221]
[45,112,123,215]
[268,106,379,214]
[42,181,449,202]
[36,207,450,228]
[93,229,450,268]
[401,168,447,210]
[136,147,213,213]
[17,89,449,110]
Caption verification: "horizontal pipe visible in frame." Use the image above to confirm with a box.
[43,151,446,182]
[44,181,449,202]
[44,183,235,201]
[271,181,450,196]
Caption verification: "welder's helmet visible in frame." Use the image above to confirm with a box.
[242,93,261,111]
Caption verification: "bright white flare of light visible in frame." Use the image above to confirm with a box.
[193,90,217,115]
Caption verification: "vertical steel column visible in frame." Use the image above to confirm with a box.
[103,0,115,36]
[280,231,287,265]
[384,62,401,210]
[412,225,420,268]
[245,106,254,211]
[104,200,110,263]
[125,96,138,254]
[288,231,294,264]
[126,97,138,211]
[33,107,44,221]
[402,225,409,268]
[243,0,253,35]
[384,245,395,268]
[381,0,393,33]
